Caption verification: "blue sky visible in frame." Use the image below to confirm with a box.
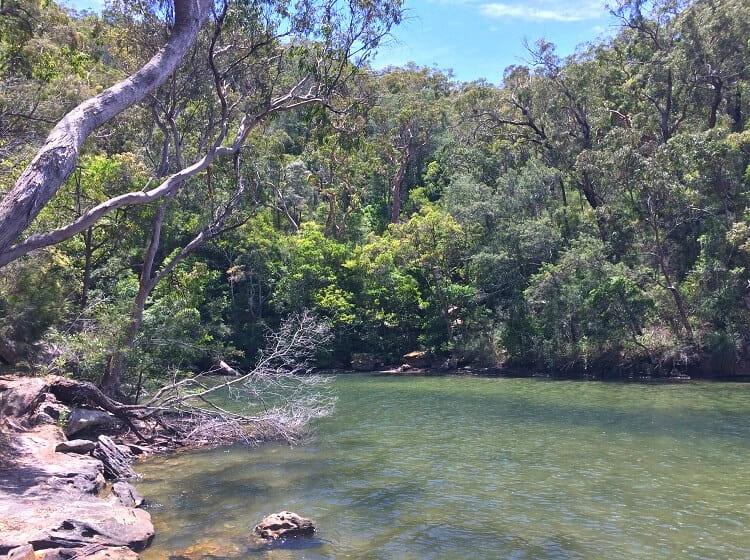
[371,0,619,83]
[62,0,619,85]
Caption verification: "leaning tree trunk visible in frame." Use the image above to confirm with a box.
[0,0,211,260]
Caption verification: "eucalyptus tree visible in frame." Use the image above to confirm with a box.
[367,64,453,223]
[0,0,401,267]
[90,0,401,396]
[609,0,700,144]
[675,0,750,131]
[0,0,214,258]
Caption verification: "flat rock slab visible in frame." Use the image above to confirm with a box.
[55,439,96,454]
[32,546,139,559]
[0,416,152,557]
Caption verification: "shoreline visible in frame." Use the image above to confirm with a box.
[2,367,748,559]
[0,376,156,560]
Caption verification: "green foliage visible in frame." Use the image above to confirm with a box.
[0,251,75,363]
[4,0,750,381]
[523,236,653,370]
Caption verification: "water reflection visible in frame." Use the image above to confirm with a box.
[138,375,750,560]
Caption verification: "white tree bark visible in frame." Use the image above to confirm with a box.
[0,91,323,268]
[0,0,212,256]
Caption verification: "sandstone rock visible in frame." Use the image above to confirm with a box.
[55,440,96,454]
[402,350,431,368]
[29,504,153,551]
[124,444,149,456]
[7,544,35,560]
[48,470,106,495]
[30,411,57,426]
[0,377,152,560]
[93,436,138,481]
[171,541,243,559]
[32,547,139,560]
[33,549,76,560]
[0,377,48,420]
[38,401,71,423]
[350,353,383,371]
[46,455,106,495]
[111,481,144,508]
[253,511,315,540]
[77,546,140,559]
[65,409,121,437]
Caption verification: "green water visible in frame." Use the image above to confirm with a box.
[137,374,750,559]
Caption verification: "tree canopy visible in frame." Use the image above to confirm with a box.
[1,0,750,391]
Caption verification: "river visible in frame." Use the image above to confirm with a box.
[137,374,750,559]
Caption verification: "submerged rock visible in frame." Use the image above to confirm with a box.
[171,541,243,559]
[253,511,315,540]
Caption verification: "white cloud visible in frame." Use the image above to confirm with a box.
[480,1,606,22]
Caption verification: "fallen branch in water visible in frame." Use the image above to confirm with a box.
[50,311,336,447]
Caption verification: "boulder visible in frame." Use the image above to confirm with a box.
[0,377,48,420]
[65,409,121,437]
[402,350,431,368]
[350,353,383,371]
[111,481,144,508]
[38,401,71,423]
[93,436,138,481]
[30,411,57,426]
[7,544,35,560]
[253,511,315,540]
[55,439,96,454]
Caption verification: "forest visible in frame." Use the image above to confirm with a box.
[1,0,750,401]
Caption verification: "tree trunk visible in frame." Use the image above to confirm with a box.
[707,76,723,129]
[0,0,211,260]
[653,228,695,343]
[727,87,743,132]
[81,227,93,310]
[578,170,601,210]
[390,146,411,223]
[101,203,166,397]
[660,69,674,143]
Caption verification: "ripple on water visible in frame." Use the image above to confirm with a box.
[138,375,750,560]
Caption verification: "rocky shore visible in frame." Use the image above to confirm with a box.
[0,376,155,560]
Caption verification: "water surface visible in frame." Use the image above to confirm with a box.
[137,374,750,559]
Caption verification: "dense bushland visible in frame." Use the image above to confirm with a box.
[2,0,749,394]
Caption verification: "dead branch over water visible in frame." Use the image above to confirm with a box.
[51,311,336,447]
